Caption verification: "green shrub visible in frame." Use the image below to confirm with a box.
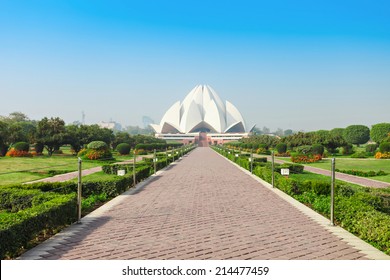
[370,123,390,144]
[312,195,330,215]
[379,142,390,153]
[82,193,107,211]
[365,144,378,153]
[276,143,287,154]
[0,193,76,259]
[337,185,356,198]
[116,143,131,155]
[296,145,313,155]
[87,141,108,150]
[276,178,302,195]
[335,168,387,177]
[342,144,354,155]
[350,151,368,158]
[34,142,44,154]
[309,181,330,195]
[12,142,29,152]
[311,144,324,155]
[253,157,267,163]
[343,125,370,146]
[275,163,304,174]
[335,198,390,254]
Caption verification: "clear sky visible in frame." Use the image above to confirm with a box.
[1,0,389,132]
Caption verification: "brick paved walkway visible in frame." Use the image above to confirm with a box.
[21,148,388,260]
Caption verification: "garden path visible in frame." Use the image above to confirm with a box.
[25,155,152,184]
[20,147,389,260]
[259,155,390,188]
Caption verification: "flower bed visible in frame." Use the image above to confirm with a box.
[375,152,390,159]
[291,154,322,163]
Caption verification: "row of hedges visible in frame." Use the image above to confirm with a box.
[0,146,196,259]
[0,171,146,259]
[0,192,76,259]
[212,146,390,255]
[135,142,183,151]
[336,169,388,177]
[103,146,196,176]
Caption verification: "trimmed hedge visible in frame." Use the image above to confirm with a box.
[335,169,387,177]
[0,193,76,259]
[13,142,30,152]
[212,145,390,255]
[116,143,131,155]
[87,141,108,150]
[275,163,304,174]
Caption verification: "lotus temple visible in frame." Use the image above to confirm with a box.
[151,85,253,145]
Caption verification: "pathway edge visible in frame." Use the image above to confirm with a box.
[214,149,390,260]
[18,162,179,260]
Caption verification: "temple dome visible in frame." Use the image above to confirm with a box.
[151,85,247,134]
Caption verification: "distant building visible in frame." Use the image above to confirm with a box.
[99,121,122,131]
[142,116,154,128]
[151,85,254,145]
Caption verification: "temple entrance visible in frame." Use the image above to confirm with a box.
[198,132,209,147]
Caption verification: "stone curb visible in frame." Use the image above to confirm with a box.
[213,149,390,260]
[18,156,188,260]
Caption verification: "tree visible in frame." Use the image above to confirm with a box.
[283,132,314,148]
[370,123,390,144]
[82,125,115,147]
[0,121,9,156]
[284,129,293,136]
[275,128,284,137]
[36,117,66,156]
[262,126,270,134]
[112,132,135,149]
[330,128,345,138]
[8,112,29,122]
[343,125,370,146]
[64,124,84,154]
[241,135,280,148]
[124,125,153,135]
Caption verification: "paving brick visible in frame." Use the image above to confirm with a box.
[22,148,374,260]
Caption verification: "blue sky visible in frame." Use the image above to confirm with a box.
[1,0,389,131]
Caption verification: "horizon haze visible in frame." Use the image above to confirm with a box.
[1,0,389,132]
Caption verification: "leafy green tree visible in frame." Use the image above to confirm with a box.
[0,121,9,156]
[36,117,66,156]
[343,125,370,146]
[82,125,115,147]
[370,123,390,144]
[313,130,346,153]
[64,124,84,154]
[330,128,345,138]
[241,135,280,148]
[282,132,313,148]
[124,125,153,135]
[284,129,293,136]
[112,132,135,149]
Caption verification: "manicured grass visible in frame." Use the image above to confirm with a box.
[309,158,390,183]
[72,171,115,181]
[289,171,368,189]
[0,155,121,186]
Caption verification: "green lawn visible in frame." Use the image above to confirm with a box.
[289,171,368,189]
[277,157,390,183]
[0,151,141,186]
